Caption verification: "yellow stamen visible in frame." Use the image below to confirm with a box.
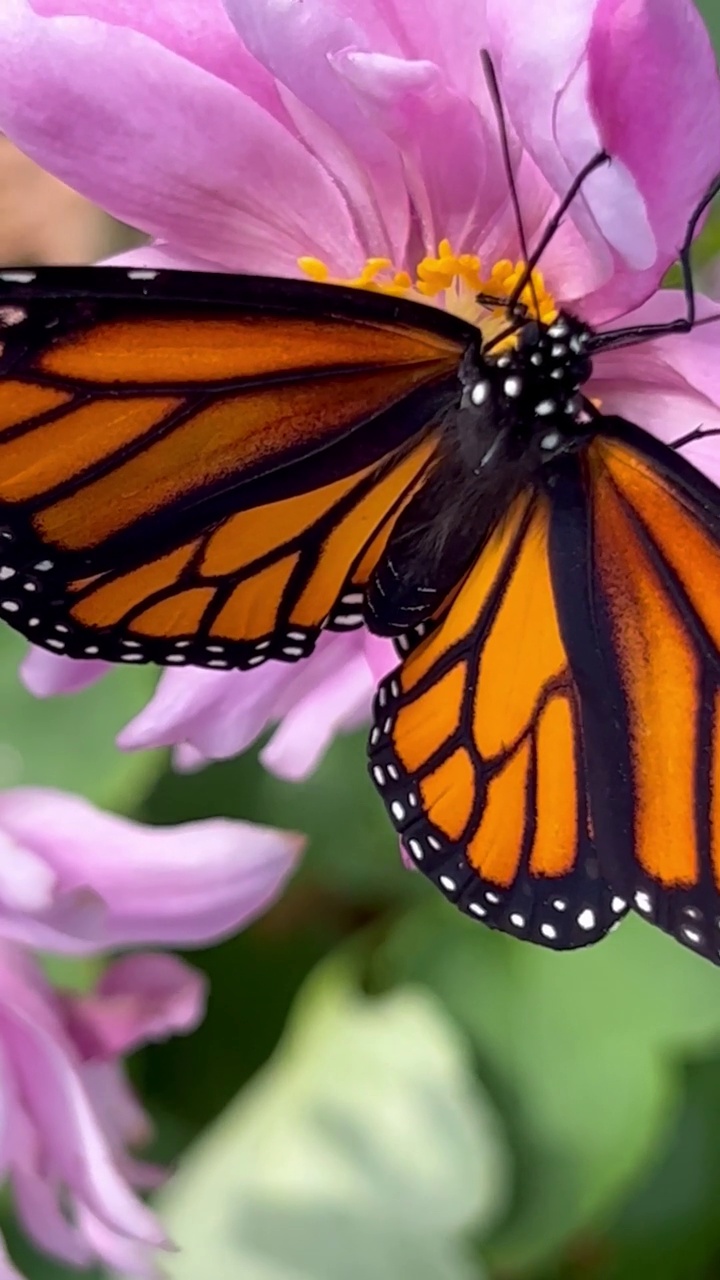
[297,256,331,282]
[298,238,558,344]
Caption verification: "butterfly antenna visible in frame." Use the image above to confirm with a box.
[480,49,541,323]
[507,150,611,313]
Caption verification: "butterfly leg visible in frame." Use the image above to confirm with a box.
[588,170,720,354]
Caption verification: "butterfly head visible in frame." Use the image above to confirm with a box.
[460,310,595,473]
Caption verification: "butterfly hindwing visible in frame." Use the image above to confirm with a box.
[369,484,628,948]
[572,423,720,963]
[0,267,472,665]
[370,418,720,961]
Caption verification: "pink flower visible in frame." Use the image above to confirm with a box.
[0,787,302,953]
[0,944,204,1278]
[4,0,720,768]
[0,788,301,1277]
[23,631,396,779]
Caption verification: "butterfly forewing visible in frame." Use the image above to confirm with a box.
[0,268,471,666]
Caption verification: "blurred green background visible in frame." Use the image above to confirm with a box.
[6,4,720,1274]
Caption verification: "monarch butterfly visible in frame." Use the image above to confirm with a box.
[0,66,719,964]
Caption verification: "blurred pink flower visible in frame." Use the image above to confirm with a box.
[0,944,204,1278]
[0,787,302,954]
[0,789,301,1278]
[23,632,396,779]
[4,0,720,771]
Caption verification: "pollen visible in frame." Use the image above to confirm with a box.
[298,256,412,295]
[298,240,558,342]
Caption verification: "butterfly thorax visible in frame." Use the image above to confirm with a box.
[366,310,597,639]
[461,310,595,469]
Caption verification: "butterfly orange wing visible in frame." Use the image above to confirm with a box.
[576,424,720,962]
[0,268,471,666]
[370,421,720,961]
[369,482,628,947]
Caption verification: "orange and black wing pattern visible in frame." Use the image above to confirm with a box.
[369,483,629,948]
[370,419,720,960]
[0,267,472,667]
[573,421,720,964]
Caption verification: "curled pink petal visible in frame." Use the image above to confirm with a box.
[0,946,165,1247]
[0,789,302,952]
[0,940,213,1275]
[585,0,720,316]
[65,953,206,1059]
[21,646,110,697]
[119,631,379,774]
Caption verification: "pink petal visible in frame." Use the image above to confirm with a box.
[0,956,165,1244]
[364,632,399,683]
[593,289,720,407]
[0,789,302,952]
[80,1060,153,1154]
[333,51,509,258]
[356,0,488,99]
[119,630,375,772]
[0,0,360,274]
[591,289,720,484]
[488,0,720,320]
[0,944,189,1275]
[0,1050,91,1266]
[585,0,720,318]
[224,0,410,260]
[65,954,205,1060]
[0,830,56,913]
[103,242,232,271]
[75,1207,165,1280]
[486,0,645,304]
[20,647,110,697]
[12,1158,92,1266]
[260,646,374,781]
[32,0,286,111]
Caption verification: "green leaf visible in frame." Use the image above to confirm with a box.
[596,1057,720,1280]
[379,904,720,1273]
[150,959,510,1280]
[0,628,162,811]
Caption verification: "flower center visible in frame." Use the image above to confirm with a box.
[298,239,558,346]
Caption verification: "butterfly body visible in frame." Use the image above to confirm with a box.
[366,310,596,638]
